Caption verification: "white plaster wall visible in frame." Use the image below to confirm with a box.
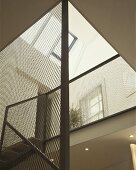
[69,3,117,79]
[68,3,136,119]
[0,51,38,143]
[70,57,136,118]
[70,0,136,70]
[0,36,61,141]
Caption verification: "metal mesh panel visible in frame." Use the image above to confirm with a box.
[2,125,22,149]
[46,90,61,139]
[45,138,60,168]
[44,90,61,168]
[0,2,62,169]
[11,152,54,170]
[0,2,62,137]
[69,57,136,129]
[7,99,37,140]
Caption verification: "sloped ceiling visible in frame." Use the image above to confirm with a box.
[0,0,135,69]
[70,0,136,70]
[0,0,60,50]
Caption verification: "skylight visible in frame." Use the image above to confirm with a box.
[52,32,77,60]
[20,2,118,78]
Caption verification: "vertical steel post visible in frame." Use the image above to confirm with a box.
[35,94,47,152]
[60,0,69,170]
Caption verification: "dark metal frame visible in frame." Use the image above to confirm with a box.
[60,0,69,170]
[0,106,59,170]
[52,32,78,60]
[0,54,120,168]
[79,85,104,123]
[0,54,121,148]
[1,53,135,170]
[0,1,70,170]
[5,54,120,110]
[0,55,120,145]
[42,105,136,144]
[0,0,132,169]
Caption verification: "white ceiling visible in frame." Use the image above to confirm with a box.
[70,108,136,169]
[70,126,135,170]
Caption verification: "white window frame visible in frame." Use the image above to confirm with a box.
[80,85,106,124]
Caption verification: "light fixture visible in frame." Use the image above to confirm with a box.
[129,135,134,138]
[50,159,54,162]
[85,148,89,151]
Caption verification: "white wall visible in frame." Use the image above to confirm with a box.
[0,2,135,140]
[68,3,136,123]
[69,57,136,120]
[0,36,61,141]
[0,50,38,144]
[69,3,117,79]
[70,0,136,70]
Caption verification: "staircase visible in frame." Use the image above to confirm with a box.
[0,141,33,169]
[0,136,57,170]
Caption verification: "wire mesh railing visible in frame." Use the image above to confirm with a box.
[0,54,135,169]
[0,95,60,170]
[69,56,136,129]
[0,1,63,169]
[0,87,62,167]
[0,1,62,137]
[0,1,136,170]
[1,55,135,145]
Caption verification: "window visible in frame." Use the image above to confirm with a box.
[52,32,77,60]
[80,85,104,124]
[21,12,77,61]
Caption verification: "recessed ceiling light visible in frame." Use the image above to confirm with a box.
[85,148,89,151]
[50,159,54,162]
[129,135,134,138]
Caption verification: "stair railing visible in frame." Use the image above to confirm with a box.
[0,103,59,170]
[0,53,121,169]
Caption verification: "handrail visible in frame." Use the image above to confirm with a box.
[7,54,120,109]
[43,106,136,144]
[0,53,121,151]
[6,121,59,170]
[0,52,134,169]
[0,105,59,170]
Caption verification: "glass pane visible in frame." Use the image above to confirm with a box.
[99,101,103,111]
[99,112,103,119]
[90,104,99,116]
[90,96,99,106]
